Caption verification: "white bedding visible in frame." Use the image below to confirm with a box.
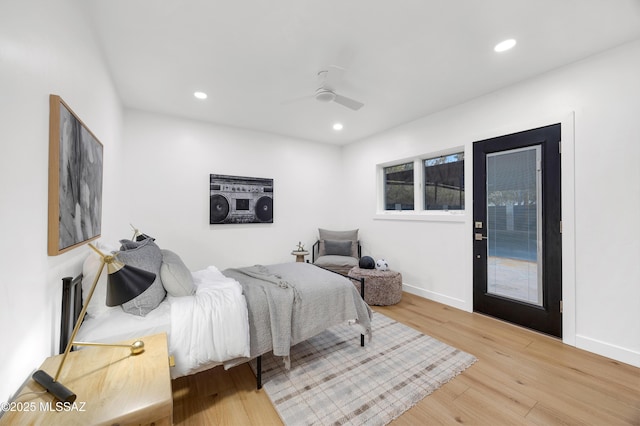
[76,266,250,379]
[169,266,250,377]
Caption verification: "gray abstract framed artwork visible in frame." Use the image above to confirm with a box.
[48,95,103,255]
[210,174,273,224]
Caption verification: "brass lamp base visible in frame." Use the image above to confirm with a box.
[32,370,76,403]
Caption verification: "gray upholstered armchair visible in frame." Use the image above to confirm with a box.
[312,228,361,275]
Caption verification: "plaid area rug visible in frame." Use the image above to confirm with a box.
[253,312,477,425]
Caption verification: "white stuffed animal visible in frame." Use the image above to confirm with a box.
[375,258,389,271]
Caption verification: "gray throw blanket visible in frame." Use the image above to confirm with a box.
[229,264,300,299]
[223,262,371,368]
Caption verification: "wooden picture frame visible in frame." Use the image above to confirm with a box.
[48,95,103,255]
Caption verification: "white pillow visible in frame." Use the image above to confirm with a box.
[82,241,119,318]
[160,250,196,297]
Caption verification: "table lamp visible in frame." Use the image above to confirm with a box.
[33,243,156,403]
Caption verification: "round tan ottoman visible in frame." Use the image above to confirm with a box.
[348,267,402,306]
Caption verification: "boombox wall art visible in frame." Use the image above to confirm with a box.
[209,174,274,224]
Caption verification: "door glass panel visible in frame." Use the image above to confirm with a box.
[486,146,542,306]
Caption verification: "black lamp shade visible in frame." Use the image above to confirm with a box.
[106,264,156,306]
[135,233,155,242]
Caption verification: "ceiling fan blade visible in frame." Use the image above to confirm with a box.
[333,93,364,111]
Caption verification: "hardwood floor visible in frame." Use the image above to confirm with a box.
[172,292,640,425]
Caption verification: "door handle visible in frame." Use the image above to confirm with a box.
[474,233,488,241]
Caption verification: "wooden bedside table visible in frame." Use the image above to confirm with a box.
[0,333,172,426]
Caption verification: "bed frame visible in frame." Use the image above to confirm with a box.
[60,275,83,355]
[59,268,366,390]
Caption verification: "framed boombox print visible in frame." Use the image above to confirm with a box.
[209,174,274,224]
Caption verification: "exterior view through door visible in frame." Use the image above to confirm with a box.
[473,124,562,338]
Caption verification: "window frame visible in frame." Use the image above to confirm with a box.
[376,147,467,222]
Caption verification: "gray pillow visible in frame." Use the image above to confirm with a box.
[324,239,352,256]
[160,249,196,297]
[318,228,359,258]
[116,239,166,316]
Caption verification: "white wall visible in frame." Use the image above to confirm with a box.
[121,110,345,271]
[342,40,640,367]
[0,0,124,404]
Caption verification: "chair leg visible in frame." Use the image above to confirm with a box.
[360,277,365,347]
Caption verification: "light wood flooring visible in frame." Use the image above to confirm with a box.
[172,292,640,425]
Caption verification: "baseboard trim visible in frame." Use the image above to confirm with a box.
[402,284,470,312]
[575,335,640,368]
[401,284,639,368]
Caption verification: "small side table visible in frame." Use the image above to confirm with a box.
[0,333,172,426]
[291,250,309,262]
[348,267,403,305]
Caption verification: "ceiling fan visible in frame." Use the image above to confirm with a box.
[314,65,364,111]
[285,65,364,111]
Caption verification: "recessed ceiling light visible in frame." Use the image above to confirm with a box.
[333,123,343,131]
[194,91,208,99]
[494,39,517,53]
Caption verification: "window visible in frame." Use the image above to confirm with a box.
[424,153,464,210]
[377,148,465,218]
[384,162,414,210]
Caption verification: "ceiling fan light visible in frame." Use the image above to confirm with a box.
[315,89,336,103]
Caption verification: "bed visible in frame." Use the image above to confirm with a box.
[63,240,372,389]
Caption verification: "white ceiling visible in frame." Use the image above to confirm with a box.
[84,0,640,145]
